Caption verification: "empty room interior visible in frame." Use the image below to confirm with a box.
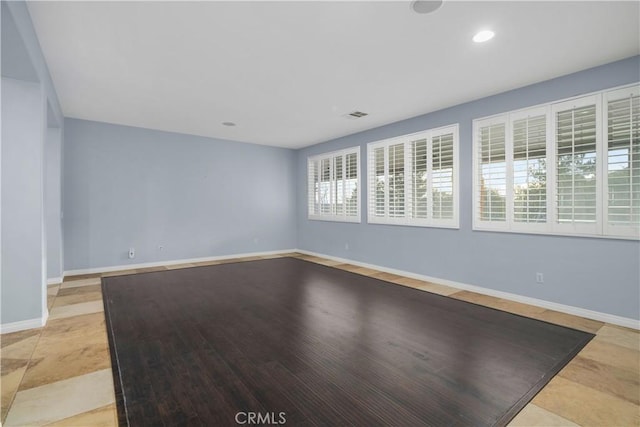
[1,1,639,426]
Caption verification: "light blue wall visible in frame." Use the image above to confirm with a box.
[296,56,640,321]
[1,78,46,324]
[63,119,297,271]
[45,128,63,280]
[1,1,63,326]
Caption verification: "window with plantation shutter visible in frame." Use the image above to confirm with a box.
[308,147,360,222]
[605,87,640,237]
[513,113,547,224]
[474,108,550,233]
[552,97,599,234]
[367,124,459,228]
[373,147,385,218]
[473,83,639,239]
[431,132,455,220]
[475,119,507,227]
[389,143,405,218]
[411,138,428,219]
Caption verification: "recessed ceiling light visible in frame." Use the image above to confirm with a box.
[222,122,236,127]
[411,0,443,14]
[473,30,495,43]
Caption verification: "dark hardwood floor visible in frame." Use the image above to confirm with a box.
[102,257,593,427]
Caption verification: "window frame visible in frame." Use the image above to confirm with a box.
[307,146,361,223]
[367,124,460,229]
[472,83,639,240]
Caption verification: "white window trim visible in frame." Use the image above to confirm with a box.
[307,146,361,223]
[367,124,460,229]
[472,83,640,240]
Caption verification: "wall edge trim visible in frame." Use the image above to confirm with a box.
[1,312,48,334]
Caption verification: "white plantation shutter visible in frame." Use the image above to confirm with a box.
[432,132,455,220]
[605,87,640,237]
[389,143,405,218]
[552,96,600,235]
[372,147,385,217]
[474,109,550,233]
[320,158,331,214]
[474,84,639,239]
[367,124,459,228]
[475,118,507,228]
[334,155,344,216]
[307,147,360,222]
[511,108,549,229]
[410,138,428,219]
[345,152,359,217]
[308,159,319,216]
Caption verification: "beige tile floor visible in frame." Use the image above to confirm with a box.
[1,253,638,426]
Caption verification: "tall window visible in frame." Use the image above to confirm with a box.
[606,86,640,237]
[308,147,360,222]
[473,84,639,239]
[477,120,507,225]
[367,124,459,228]
[552,96,599,235]
[513,113,547,224]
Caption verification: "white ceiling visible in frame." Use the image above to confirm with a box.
[27,1,639,149]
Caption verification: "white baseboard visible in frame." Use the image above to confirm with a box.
[64,249,297,277]
[1,312,48,334]
[47,277,63,286]
[296,249,640,330]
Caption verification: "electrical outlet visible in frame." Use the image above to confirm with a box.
[345,242,349,250]
[129,248,135,259]
[536,272,544,284]
[158,246,164,251]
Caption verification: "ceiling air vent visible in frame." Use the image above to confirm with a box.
[344,111,369,120]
